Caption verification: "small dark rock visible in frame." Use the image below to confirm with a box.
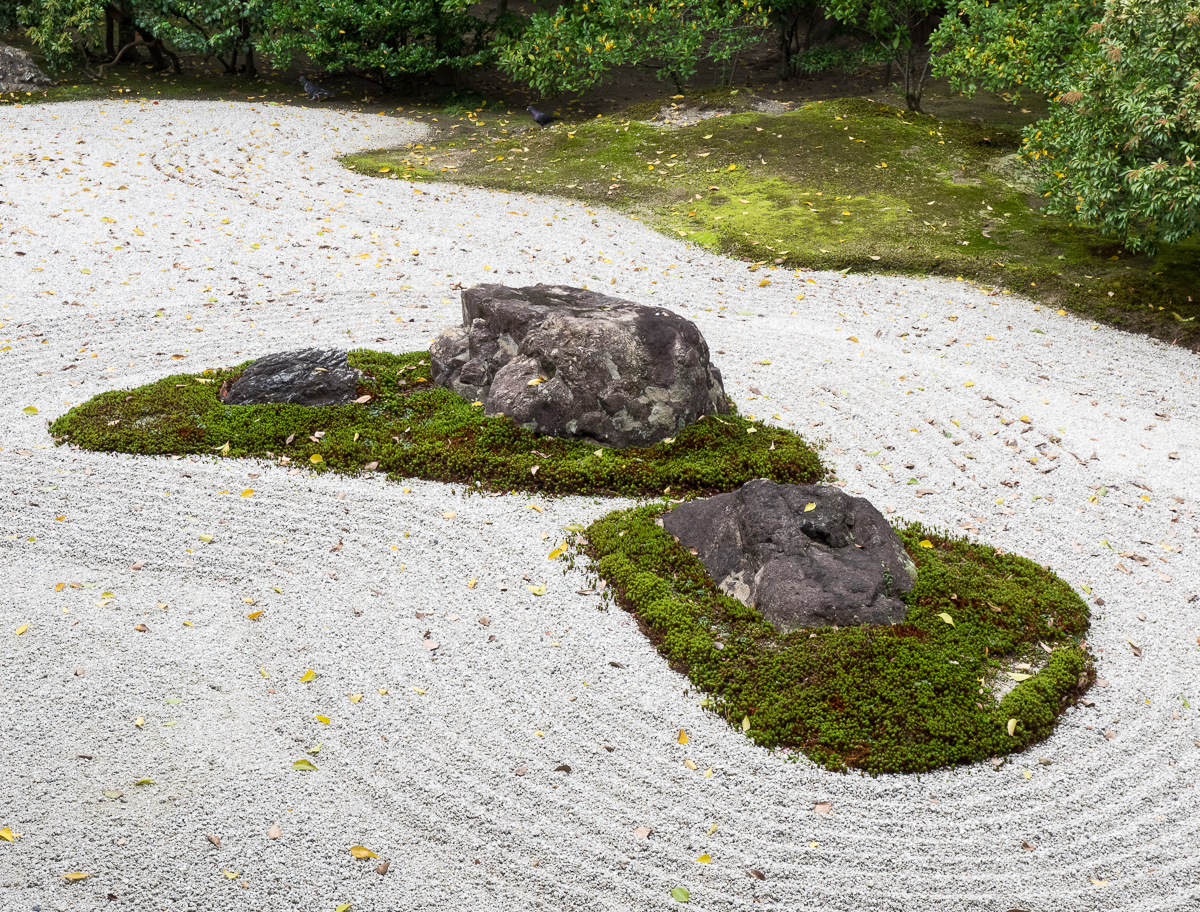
[431,284,728,448]
[223,348,359,407]
[662,480,915,631]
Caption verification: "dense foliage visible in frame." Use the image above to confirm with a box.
[585,503,1092,773]
[49,349,826,498]
[261,0,492,89]
[934,0,1200,252]
[495,0,769,95]
[1023,0,1200,253]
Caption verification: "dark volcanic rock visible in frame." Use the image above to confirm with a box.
[223,348,360,407]
[0,42,51,93]
[430,284,728,448]
[662,480,915,631]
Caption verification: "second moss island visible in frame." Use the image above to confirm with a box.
[51,347,1093,773]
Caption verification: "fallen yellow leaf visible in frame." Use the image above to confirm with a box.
[240,488,253,497]
[678,729,689,745]
[0,827,20,842]
[315,714,331,724]
[804,502,816,512]
[697,854,711,863]
[349,693,363,703]
[684,758,698,770]
[62,872,90,881]
[246,610,263,620]
[14,624,28,636]
[349,845,378,859]
[310,454,323,463]
[300,669,317,682]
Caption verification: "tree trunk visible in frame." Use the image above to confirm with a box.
[240,20,256,77]
[106,11,115,57]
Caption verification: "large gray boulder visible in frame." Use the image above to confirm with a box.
[662,480,915,632]
[0,42,51,94]
[430,284,729,448]
[223,348,360,407]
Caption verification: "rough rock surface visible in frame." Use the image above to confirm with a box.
[431,283,728,448]
[0,42,51,93]
[663,479,915,631]
[223,347,360,407]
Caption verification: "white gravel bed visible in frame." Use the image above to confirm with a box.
[0,99,1198,912]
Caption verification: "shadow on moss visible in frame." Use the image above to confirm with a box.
[582,503,1093,774]
[49,349,825,497]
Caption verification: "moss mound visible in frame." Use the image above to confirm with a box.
[49,349,825,497]
[584,504,1093,773]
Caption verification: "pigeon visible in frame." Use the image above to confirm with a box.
[527,105,558,127]
[301,76,331,102]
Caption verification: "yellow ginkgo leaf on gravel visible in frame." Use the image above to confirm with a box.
[315,714,330,724]
[0,826,21,841]
[349,846,378,859]
[684,758,698,770]
[240,488,253,497]
[292,759,318,772]
[223,871,239,879]
[696,854,711,863]
[349,693,363,703]
[677,729,689,745]
[299,669,317,682]
[526,584,546,596]
[134,778,155,786]
[14,624,28,636]
[336,904,353,912]
[246,610,263,620]
[22,406,38,415]
[62,872,90,880]
[547,548,563,560]
[198,533,213,543]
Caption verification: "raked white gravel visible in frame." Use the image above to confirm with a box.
[1,99,1198,912]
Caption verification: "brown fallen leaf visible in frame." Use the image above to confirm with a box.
[1104,730,1115,740]
[134,624,149,633]
[376,862,390,875]
[553,764,571,773]
[813,802,832,814]
[1096,678,1109,687]
[479,616,490,626]
[514,765,527,776]
[1127,640,1142,657]
[130,562,144,571]
[634,826,652,840]
[330,541,343,552]
[267,824,281,840]
[749,869,766,881]
[1022,841,1036,851]
[206,834,221,847]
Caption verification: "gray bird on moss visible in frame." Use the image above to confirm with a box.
[301,76,331,101]
[527,105,558,127]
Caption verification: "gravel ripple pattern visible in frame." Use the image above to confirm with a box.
[1,100,1198,911]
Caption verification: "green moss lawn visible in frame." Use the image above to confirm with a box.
[49,349,825,497]
[583,503,1093,774]
[345,96,1200,349]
